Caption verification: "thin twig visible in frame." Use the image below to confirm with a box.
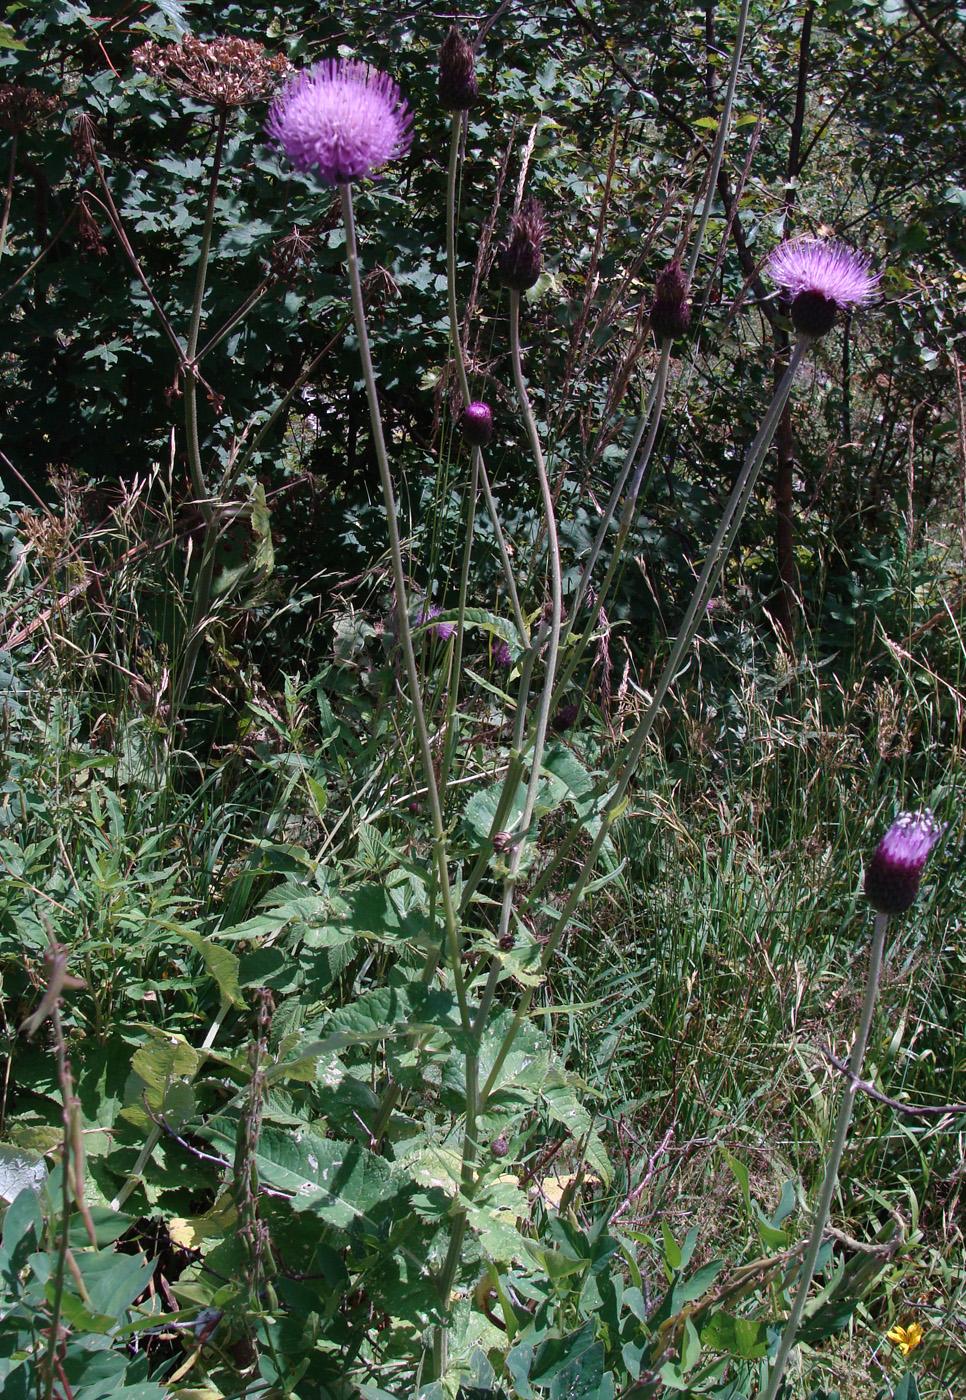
[817,1046,966,1118]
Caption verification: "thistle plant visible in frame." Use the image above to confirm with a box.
[4,9,941,1396]
[760,811,942,1400]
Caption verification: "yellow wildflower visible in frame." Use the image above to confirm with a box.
[886,1321,924,1356]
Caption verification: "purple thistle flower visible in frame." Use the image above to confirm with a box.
[461,400,493,447]
[864,809,943,915]
[439,26,478,111]
[766,237,881,338]
[418,602,456,642]
[497,199,547,291]
[266,59,412,186]
[649,260,691,341]
[492,639,513,669]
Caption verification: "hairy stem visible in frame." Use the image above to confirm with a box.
[481,337,811,1104]
[339,183,470,1034]
[173,111,229,714]
[760,911,889,1400]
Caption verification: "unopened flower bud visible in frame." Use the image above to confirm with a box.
[552,702,579,733]
[497,199,546,292]
[649,260,691,341]
[491,1133,509,1158]
[492,831,512,854]
[864,809,943,915]
[439,27,478,111]
[461,400,493,447]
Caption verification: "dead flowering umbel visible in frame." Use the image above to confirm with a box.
[0,82,59,134]
[132,35,291,111]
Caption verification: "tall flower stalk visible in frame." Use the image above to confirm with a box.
[760,810,941,1399]
[480,335,811,1103]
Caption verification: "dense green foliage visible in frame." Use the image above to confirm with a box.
[0,2,963,1398]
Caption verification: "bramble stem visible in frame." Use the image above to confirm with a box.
[481,337,811,1104]
[0,133,18,262]
[339,183,471,1036]
[759,910,890,1400]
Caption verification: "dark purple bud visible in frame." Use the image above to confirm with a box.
[649,260,691,340]
[492,831,512,854]
[552,702,579,733]
[497,199,546,292]
[461,400,493,447]
[492,639,513,669]
[439,26,478,111]
[864,810,943,915]
[491,1132,509,1158]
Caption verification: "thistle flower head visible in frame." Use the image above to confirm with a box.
[497,199,547,291]
[439,26,478,110]
[133,35,290,110]
[0,83,59,134]
[493,639,513,669]
[864,809,943,915]
[266,60,412,186]
[419,603,455,642]
[461,400,493,447]
[766,237,880,337]
[649,259,691,341]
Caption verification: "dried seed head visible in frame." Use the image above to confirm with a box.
[649,260,691,341]
[133,35,291,111]
[76,197,107,257]
[268,225,316,284]
[71,113,98,170]
[497,199,546,291]
[0,83,60,134]
[438,27,478,110]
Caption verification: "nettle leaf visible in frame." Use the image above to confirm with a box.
[202,1124,397,1228]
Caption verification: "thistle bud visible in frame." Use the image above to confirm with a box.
[491,1132,509,1158]
[649,260,691,341]
[438,27,478,111]
[461,400,493,447]
[863,809,943,915]
[497,199,546,292]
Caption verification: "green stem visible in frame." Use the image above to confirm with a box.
[43,1008,71,1400]
[0,133,18,262]
[440,117,479,794]
[686,0,751,285]
[339,183,470,1035]
[184,108,228,518]
[759,911,889,1400]
[173,111,229,715]
[508,291,563,834]
[553,344,672,701]
[481,337,811,1105]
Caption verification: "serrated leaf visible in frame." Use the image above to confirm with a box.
[201,1124,396,1227]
